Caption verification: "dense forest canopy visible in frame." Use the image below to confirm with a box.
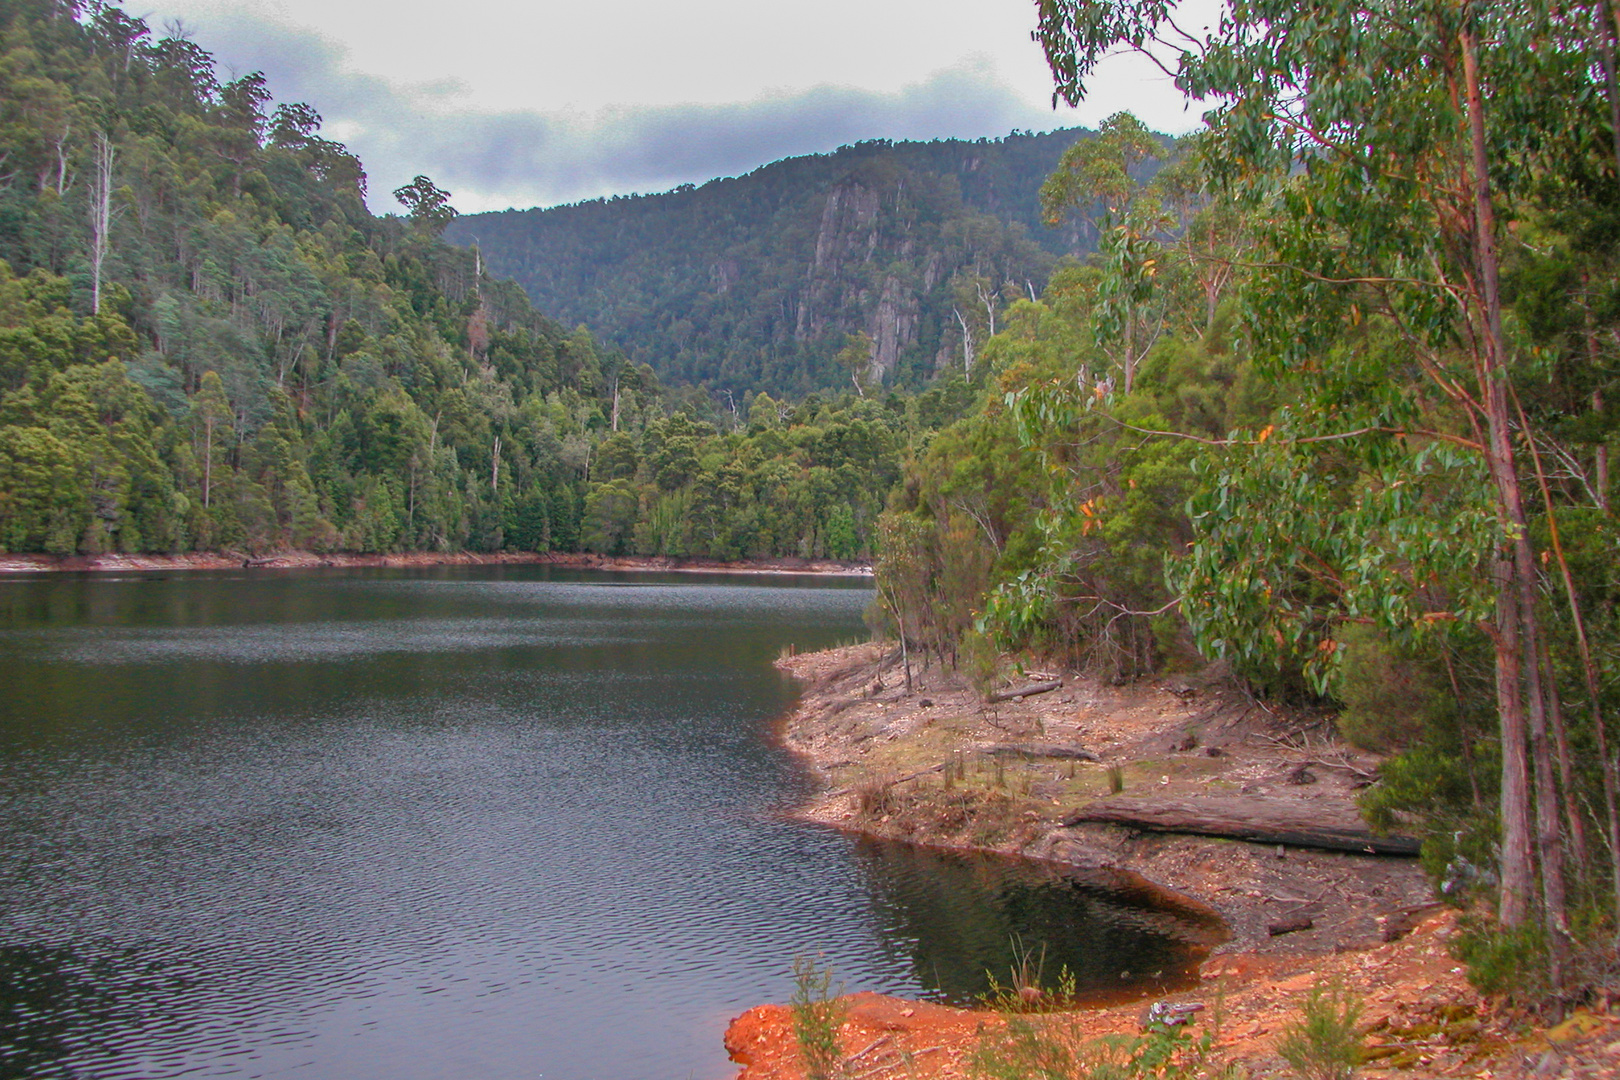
[0,0,941,561]
[448,128,1169,398]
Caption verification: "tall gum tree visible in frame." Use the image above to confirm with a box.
[1035,0,1605,964]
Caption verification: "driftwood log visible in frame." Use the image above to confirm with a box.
[984,742,1100,762]
[987,679,1062,703]
[1061,795,1422,856]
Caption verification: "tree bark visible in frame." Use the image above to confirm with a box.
[1461,19,1545,939]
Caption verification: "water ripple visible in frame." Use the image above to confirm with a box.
[0,570,1207,1080]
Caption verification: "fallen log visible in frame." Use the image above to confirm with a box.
[987,679,1062,703]
[984,742,1100,762]
[1061,795,1422,856]
[1267,915,1315,936]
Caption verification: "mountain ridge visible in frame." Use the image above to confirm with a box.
[448,128,1096,396]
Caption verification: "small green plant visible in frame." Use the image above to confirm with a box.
[971,1011,1222,1080]
[1107,763,1126,794]
[980,937,1079,1013]
[962,627,1001,699]
[1275,980,1364,1080]
[791,955,848,1080]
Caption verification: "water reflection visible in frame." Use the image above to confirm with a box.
[849,838,1223,1005]
[0,568,1220,1080]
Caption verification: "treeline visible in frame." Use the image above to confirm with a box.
[0,0,932,560]
[870,3,1620,994]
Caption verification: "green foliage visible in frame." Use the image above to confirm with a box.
[1275,981,1364,1080]
[971,1012,1221,1080]
[1450,919,1551,1000]
[980,937,1079,1013]
[790,955,848,1080]
[0,0,928,561]
[1333,625,1453,753]
[392,175,457,236]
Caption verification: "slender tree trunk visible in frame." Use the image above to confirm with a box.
[89,131,114,316]
[1523,392,1620,926]
[1462,21,1544,936]
[1541,645,1589,891]
[203,418,213,510]
[952,307,975,372]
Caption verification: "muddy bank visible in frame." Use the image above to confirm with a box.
[727,642,1619,1080]
[0,550,872,577]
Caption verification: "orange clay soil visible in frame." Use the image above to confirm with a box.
[725,642,1619,1079]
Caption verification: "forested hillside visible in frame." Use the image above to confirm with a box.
[449,130,1103,396]
[0,0,928,560]
[864,5,1620,993]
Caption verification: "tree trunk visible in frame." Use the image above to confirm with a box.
[89,131,114,316]
[1462,22,1541,934]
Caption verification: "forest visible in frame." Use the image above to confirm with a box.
[862,0,1620,992]
[0,0,928,562]
[449,129,1131,397]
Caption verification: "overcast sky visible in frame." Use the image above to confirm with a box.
[143,0,1212,215]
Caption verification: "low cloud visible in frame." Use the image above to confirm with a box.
[189,10,1076,214]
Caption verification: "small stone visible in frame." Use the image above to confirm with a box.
[918,698,933,708]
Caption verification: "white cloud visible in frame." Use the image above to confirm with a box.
[149,1,1207,214]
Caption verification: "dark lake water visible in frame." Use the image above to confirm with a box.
[0,567,1216,1080]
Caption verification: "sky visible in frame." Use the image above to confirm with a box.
[142,0,1212,216]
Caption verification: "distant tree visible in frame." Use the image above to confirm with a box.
[392,175,458,236]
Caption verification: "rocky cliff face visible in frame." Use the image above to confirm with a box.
[450,129,1090,396]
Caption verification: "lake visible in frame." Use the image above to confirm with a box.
[0,567,1212,1080]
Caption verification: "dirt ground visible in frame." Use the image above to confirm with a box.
[726,642,1620,1079]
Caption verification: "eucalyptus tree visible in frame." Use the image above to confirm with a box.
[1036,0,1613,967]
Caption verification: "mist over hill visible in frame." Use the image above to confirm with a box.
[448,129,1097,397]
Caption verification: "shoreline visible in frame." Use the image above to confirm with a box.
[725,642,1550,1080]
[0,550,874,578]
[767,642,1432,956]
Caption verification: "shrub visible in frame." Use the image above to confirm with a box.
[1450,918,1549,999]
[1275,980,1364,1080]
[1333,625,1450,752]
[791,955,848,1080]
